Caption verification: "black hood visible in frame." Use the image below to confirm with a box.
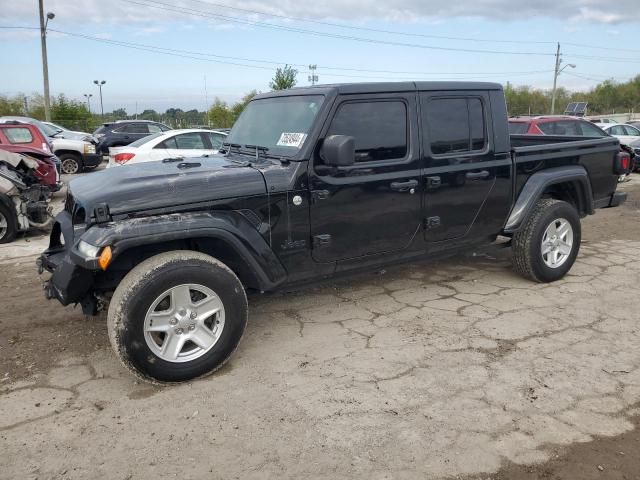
[68,155,266,218]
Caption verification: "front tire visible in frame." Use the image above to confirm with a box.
[512,199,581,283]
[107,251,248,383]
[0,202,18,244]
[58,153,83,175]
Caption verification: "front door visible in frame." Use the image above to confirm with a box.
[309,93,422,263]
[419,92,509,242]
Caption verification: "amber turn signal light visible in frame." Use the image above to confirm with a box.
[98,246,112,271]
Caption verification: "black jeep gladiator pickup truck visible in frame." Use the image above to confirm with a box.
[38,82,628,382]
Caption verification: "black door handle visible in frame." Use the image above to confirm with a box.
[466,170,490,180]
[390,179,418,192]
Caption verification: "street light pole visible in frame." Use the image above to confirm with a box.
[550,43,576,115]
[38,1,54,121]
[83,93,92,113]
[94,80,106,116]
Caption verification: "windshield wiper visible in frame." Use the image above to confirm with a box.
[220,142,241,154]
[244,144,270,161]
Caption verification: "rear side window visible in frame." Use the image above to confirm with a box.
[327,101,407,162]
[609,125,626,136]
[174,133,206,149]
[4,127,33,144]
[579,122,607,137]
[425,97,487,155]
[508,122,529,134]
[116,123,149,134]
[624,125,640,136]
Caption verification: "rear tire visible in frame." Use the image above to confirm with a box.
[58,153,83,175]
[512,199,581,283]
[107,251,248,383]
[0,202,18,244]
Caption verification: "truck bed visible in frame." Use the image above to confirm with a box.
[509,134,621,210]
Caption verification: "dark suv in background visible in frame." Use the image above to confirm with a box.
[94,120,171,156]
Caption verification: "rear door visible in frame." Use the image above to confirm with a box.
[309,93,422,262]
[420,91,511,242]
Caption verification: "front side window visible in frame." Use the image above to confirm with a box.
[4,127,33,144]
[148,124,162,134]
[208,132,225,149]
[228,95,324,156]
[326,101,407,162]
[426,97,487,155]
[538,121,580,136]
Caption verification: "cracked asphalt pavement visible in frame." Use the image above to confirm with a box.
[1,177,639,479]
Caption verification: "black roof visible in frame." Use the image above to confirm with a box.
[255,81,503,100]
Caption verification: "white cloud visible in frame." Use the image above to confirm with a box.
[3,0,640,25]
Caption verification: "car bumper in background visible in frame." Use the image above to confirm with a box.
[82,153,103,168]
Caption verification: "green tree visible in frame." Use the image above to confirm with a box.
[207,98,234,128]
[270,65,297,90]
[0,94,27,116]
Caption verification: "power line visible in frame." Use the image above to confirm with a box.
[0,26,555,78]
[123,0,556,57]
[180,0,556,46]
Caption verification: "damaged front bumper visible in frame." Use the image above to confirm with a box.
[37,212,98,314]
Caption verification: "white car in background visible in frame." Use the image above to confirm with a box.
[108,129,228,166]
[595,123,640,146]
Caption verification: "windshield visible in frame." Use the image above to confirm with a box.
[227,95,324,156]
[129,132,164,147]
[31,119,59,137]
[45,121,67,132]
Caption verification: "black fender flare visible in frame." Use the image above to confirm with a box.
[503,165,593,233]
[77,211,287,291]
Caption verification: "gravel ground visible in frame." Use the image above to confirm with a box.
[0,172,639,480]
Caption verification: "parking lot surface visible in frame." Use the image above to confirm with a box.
[1,176,639,479]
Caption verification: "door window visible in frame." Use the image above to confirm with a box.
[579,122,607,137]
[4,127,34,144]
[538,121,581,135]
[425,97,487,155]
[173,133,206,149]
[609,125,626,136]
[623,125,640,136]
[208,132,225,149]
[326,101,407,163]
[148,124,162,134]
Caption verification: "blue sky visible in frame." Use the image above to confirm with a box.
[1,0,639,114]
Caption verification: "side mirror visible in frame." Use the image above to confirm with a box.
[320,135,355,167]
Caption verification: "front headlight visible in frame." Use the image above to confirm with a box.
[84,143,96,154]
[77,240,100,258]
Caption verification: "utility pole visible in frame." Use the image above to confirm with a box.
[83,93,92,113]
[308,64,318,85]
[550,43,576,115]
[93,80,106,116]
[23,96,29,116]
[39,1,54,121]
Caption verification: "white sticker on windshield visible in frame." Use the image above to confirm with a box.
[277,132,307,148]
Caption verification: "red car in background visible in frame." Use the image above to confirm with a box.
[508,115,610,137]
[0,123,61,191]
[508,115,636,174]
